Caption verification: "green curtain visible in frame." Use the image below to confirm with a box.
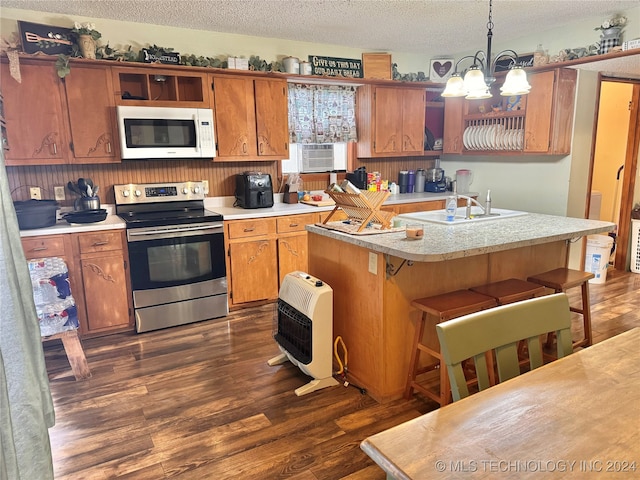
[0,148,55,479]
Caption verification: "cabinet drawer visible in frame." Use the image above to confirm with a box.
[78,231,123,254]
[227,218,276,239]
[276,214,315,234]
[21,236,66,259]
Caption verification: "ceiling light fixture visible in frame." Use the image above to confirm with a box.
[442,0,531,99]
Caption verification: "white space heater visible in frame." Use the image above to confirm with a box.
[268,271,338,396]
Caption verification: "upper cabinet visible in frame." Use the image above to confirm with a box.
[210,75,288,160]
[64,65,119,163]
[1,57,121,166]
[443,67,577,156]
[111,66,210,108]
[1,59,70,165]
[356,85,426,157]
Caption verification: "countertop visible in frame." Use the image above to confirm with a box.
[306,213,616,263]
[18,191,459,236]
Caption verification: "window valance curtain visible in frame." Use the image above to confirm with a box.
[288,84,358,144]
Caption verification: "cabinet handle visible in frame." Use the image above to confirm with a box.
[243,227,255,232]
[106,142,112,153]
[52,143,57,155]
[259,142,263,154]
[92,241,109,246]
[242,143,247,154]
[289,223,299,228]
[33,246,48,251]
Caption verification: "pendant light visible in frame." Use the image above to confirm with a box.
[442,0,531,99]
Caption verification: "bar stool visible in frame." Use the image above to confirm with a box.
[404,289,497,406]
[470,278,547,363]
[527,268,595,348]
[470,278,546,306]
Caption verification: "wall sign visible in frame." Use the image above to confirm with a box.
[429,58,454,83]
[308,55,362,78]
[494,53,534,72]
[141,49,180,64]
[18,21,73,55]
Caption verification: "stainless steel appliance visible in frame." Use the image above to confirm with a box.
[115,181,227,332]
[116,106,216,159]
[234,172,274,209]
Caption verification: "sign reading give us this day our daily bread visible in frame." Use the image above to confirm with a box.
[308,56,363,78]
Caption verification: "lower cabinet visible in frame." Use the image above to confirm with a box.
[21,230,134,338]
[225,213,314,309]
[74,230,133,335]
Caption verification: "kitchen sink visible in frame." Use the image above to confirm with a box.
[397,207,528,225]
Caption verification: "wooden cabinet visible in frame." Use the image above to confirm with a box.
[74,230,133,335]
[226,218,278,306]
[225,213,315,308]
[211,75,288,160]
[357,85,426,157]
[64,65,119,163]
[111,66,209,107]
[1,57,122,165]
[1,60,69,165]
[443,67,577,156]
[276,213,314,286]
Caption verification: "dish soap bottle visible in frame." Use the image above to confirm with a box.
[446,195,457,222]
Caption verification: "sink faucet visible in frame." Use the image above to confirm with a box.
[454,190,492,219]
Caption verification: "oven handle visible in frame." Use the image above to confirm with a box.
[128,224,223,237]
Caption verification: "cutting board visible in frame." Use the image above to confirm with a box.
[300,199,335,207]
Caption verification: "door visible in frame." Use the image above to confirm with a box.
[64,65,119,163]
[1,61,69,165]
[373,87,403,154]
[254,78,289,158]
[229,239,278,304]
[401,88,426,154]
[523,70,555,153]
[211,75,257,158]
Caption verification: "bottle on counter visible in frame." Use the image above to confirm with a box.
[446,195,457,222]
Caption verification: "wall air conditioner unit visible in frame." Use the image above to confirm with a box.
[299,144,334,173]
[268,271,338,396]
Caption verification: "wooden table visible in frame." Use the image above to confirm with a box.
[361,328,640,479]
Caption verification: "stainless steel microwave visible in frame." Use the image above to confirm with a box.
[116,106,216,159]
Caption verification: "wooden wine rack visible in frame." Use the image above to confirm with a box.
[323,190,394,232]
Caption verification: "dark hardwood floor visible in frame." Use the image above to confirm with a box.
[42,269,640,479]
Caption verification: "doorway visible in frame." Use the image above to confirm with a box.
[589,77,640,271]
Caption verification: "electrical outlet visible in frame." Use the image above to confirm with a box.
[202,180,209,195]
[29,187,42,200]
[54,186,66,201]
[368,252,378,275]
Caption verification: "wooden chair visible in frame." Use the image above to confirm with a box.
[404,289,497,406]
[435,293,573,402]
[527,268,595,348]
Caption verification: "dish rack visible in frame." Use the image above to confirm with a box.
[323,189,393,232]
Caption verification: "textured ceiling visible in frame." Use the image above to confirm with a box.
[2,0,638,55]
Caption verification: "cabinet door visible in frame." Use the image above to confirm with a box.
[64,65,119,163]
[401,88,426,154]
[228,239,278,304]
[278,234,308,286]
[254,78,289,158]
[1,61,69,165]
[211,76,258,158]
[524,70,555,153]
[373,87,403,154]
[443,97,464,154]
[80,251,131,333]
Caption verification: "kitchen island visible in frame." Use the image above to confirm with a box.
[306,212,615,403]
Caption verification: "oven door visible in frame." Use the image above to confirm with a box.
[126,222,225,292]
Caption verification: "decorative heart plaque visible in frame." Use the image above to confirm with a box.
[429,58,454,83]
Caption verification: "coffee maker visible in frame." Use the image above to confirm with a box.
[235,172,274,209]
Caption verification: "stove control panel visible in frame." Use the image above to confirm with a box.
[114,181,206,204]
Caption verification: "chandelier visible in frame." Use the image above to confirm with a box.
[442,0,531,99]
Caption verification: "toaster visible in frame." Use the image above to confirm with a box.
[235,172,274,209]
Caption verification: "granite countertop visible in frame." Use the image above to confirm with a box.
[17,191,465,237]
[306,213,616,263]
